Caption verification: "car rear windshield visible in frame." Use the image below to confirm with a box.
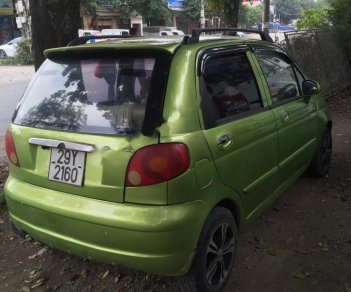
[13,54,170,135]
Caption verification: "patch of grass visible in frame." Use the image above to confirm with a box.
[0,58,17,65]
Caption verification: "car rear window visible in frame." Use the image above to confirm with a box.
[13,55,169,135]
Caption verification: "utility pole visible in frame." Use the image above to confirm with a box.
[263,0,270,33]
[200,0,205,28]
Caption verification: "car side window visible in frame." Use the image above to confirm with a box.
[255,50,300,103]
[200,52,262,129]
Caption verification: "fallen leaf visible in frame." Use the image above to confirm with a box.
[37,247,48,256]
[296,249,311,255]
[318,242,329,252]
[114,274,120,283]
[101,270,109,279]
[30,278,46,289]
[294,271,311,279]
[266,249,278,256]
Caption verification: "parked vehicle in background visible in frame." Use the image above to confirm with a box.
[78,29,103,37]
[170,30,185,36]
[159,30,185,36]
[0,37,22,58]
[4,28,332,291]
[101,29,129,36]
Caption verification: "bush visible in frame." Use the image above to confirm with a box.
[0,38,34,66]
[15,38,33,65]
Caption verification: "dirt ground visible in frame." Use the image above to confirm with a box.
[0,93,350,292]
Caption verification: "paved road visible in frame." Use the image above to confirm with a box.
[0,66,34,163]
[0,66,34,136]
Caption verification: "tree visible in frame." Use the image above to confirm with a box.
[29,0,81,71]
[271,0,301,24]
[239,4,263,27]
[117,0,171,26]
[185,0,217,22]
[208,0,241,27]
[296,7,331,30]
[329,0,351,42]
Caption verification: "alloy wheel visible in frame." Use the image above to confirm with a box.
[205,222,235,288]
[0,50,6,59]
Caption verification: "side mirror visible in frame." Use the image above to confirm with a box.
[302,80,319,95]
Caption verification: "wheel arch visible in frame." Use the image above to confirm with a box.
[215,198,241,231]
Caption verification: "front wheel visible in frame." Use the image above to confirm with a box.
[308,128,332,177]
[180,207,237,292]
[0,50,7,59]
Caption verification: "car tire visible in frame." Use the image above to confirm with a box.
[179,207,237,292]
[308,128,332,177]
[0,49,7,59]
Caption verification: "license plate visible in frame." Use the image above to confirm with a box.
[48,148,86,186]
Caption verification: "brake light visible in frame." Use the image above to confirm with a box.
[126,143,190,187]
[4,129,20,167]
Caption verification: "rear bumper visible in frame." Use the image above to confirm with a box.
[4,175,206,276]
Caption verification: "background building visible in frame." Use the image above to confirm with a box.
[0,0,20,44]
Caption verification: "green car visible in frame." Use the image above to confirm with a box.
[4,28,332,291]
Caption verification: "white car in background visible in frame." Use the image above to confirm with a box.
[159,30,185,36]
[0,37,22,58]
[78,29,103,37]
[101,29,130,36]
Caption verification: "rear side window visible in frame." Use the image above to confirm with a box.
[13,56,167,135]
[200,52,262,129]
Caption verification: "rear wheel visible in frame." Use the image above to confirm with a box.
[180,207,237,292]
[0,50,7,59]
[308,128,332,177]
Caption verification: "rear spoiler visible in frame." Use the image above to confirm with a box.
[182,28,273,44]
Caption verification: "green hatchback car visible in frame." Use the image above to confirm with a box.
[4,28,332,291]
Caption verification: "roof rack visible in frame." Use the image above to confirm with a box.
[182,28,273,44]
[67,35,131,46]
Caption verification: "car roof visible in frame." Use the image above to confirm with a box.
[45,29,276,58]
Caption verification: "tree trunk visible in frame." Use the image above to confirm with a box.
[29,0,81,71]
[224,0,240,27]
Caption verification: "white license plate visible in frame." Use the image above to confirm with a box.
[48,148,86,186]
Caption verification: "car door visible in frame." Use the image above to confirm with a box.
[253,47,320,183]
[199,47,280,217]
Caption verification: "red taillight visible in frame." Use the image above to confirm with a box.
[126,143,190,187]
[4,129,20,167]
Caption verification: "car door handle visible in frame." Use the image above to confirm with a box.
[217,134,233,150]
[281,111,289,122]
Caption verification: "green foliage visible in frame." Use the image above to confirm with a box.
[116,0,171,24]
[185,0,217,21]
[239,3,263,27]
[207,0,241,27]
[271,0,301,24]
[296,7,331,30]
[329,0,351,42]
[15,38,34,65]
[0,38,33,66]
